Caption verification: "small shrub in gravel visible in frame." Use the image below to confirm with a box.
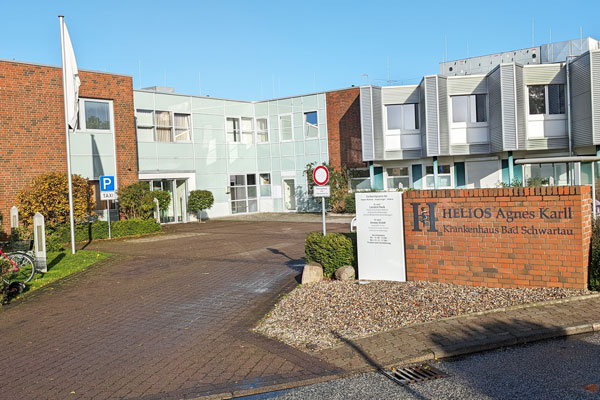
[305,232,356,277]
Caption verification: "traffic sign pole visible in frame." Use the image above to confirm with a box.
[322,197,326,236]
[107,200,112,239]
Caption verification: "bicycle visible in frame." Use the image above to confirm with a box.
[0,241,36,285]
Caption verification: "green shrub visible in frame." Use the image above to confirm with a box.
[305,232,357,277]
[151,190,172,212]
[50,218,161,245]
[188,190,214,218]
[590,218,600,290]
[344,192,356,214]
[118,182,155,219]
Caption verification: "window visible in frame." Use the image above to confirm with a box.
[528,85,565,115]
[387,167,410,189]
[136,109,154,141]
[451,95,487,123]
[260,173,271,196]
[226,117,241,143]
[241,117,254,144]
[280,115,293,141]
[304,111,318,138]
[385,104,420,150]
[77,99,113,132]
[386,104,419,131]
[350,169,371,191]
[425,165,451,188]
[155,111,172,142]
[257,118,269,143]
[136,110,191,142]
[174,113,191,141]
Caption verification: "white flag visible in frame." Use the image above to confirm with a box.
[62,22,80,130]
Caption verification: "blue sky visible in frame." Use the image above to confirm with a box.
[2,1,598,100]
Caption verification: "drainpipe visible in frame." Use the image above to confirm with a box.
[433,157,439,189]
[508,151,514,183]
[566,56,574,157]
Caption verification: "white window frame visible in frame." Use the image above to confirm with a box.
[259,173,272,197]
[424,164,453,189]
[450,94,488,128]
[527,84,566,117]
[279,113,294,142]
[77,98,114,133]
[384,103,420,150]
[226,116,242,143]
[135,110,192,142]
[173,113,192,142]
[304,111,319,138]
[385,166,411,190]
[135,109,154,142]
[241,117,255,144]
[256,117,269,143]
[349,168,371,192]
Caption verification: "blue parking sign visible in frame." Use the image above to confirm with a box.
[99,176,115,192]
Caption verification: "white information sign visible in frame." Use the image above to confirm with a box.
[100,191,117,201]
[313,186,330,197]
[356,192,406,281]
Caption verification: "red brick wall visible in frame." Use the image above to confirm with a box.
[326,88,365,170]
[0,60,137,234]
[403,186,592,289]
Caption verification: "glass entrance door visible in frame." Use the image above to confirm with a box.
[147,179,188,223]
[230,174,258,214]
[283,179,296,211]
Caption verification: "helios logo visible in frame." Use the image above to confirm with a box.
[412,203,437,232]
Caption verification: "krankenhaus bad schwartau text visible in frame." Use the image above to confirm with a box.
[1,37,600,227]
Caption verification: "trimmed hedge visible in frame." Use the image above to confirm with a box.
[47,218,161,250]
[305,232,357,277]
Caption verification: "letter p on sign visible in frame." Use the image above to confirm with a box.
[100,176,115,192]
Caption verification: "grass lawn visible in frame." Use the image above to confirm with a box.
[26,250,112,292]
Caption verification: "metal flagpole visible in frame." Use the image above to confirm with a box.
[59,15,77,254]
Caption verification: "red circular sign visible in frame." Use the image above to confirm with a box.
[313,166,329,186]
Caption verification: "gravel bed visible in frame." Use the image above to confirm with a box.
[254,280,591,351]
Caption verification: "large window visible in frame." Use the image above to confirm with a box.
[425,165,451,188]
[280,115,293,141]
[528,84,565,115]
[451,94,487,123]
[230,174,258,214]
[350,169,371,191]
[78,99,113,132]
[136,109,191,142]
[385,104,420,150]
[387,167,410,190]
[257,118,269,143]
[226,117,241,143]
[304,111,318,138]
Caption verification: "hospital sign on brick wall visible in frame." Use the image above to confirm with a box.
[402,186,592,290]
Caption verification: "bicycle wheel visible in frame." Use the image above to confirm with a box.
[3,252,35,284]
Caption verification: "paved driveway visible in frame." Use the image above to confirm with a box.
[0,220,344,399]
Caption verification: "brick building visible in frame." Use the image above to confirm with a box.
[0,60,137,233]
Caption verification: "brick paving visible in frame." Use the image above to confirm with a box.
[0,220,345,399]
[316,294,600,373]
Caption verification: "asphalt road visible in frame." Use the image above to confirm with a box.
[243,332,600,399]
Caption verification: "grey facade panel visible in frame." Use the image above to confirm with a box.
[419,84,427,155]
[488,67,503,152]
[372,86,384,160]
[384,149,422,160]
[438,76,449,155]
[571,53,593,147]
[526,137,569,150]
[424,76,439,156]
[515,64,527,150]
[500,64,517,150]
[523,64,566,85]
[592,51,600,144]
[447,75,487,95]
[451,143,491,155]
[359,86,374,161]
[382,86,420,104]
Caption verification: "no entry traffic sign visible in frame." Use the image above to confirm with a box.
[313,165,329,186]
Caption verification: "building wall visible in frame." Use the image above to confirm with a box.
[0,60,136,233]
[133,90,330,218]
[325,87,364,170]
[403,186,591,289]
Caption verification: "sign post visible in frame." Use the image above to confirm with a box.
[312,166,330,236]
[99,176,117,239]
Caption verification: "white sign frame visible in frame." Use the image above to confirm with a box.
[313,186,330,197]
[100,192,117,201]
[356,192,406,281]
